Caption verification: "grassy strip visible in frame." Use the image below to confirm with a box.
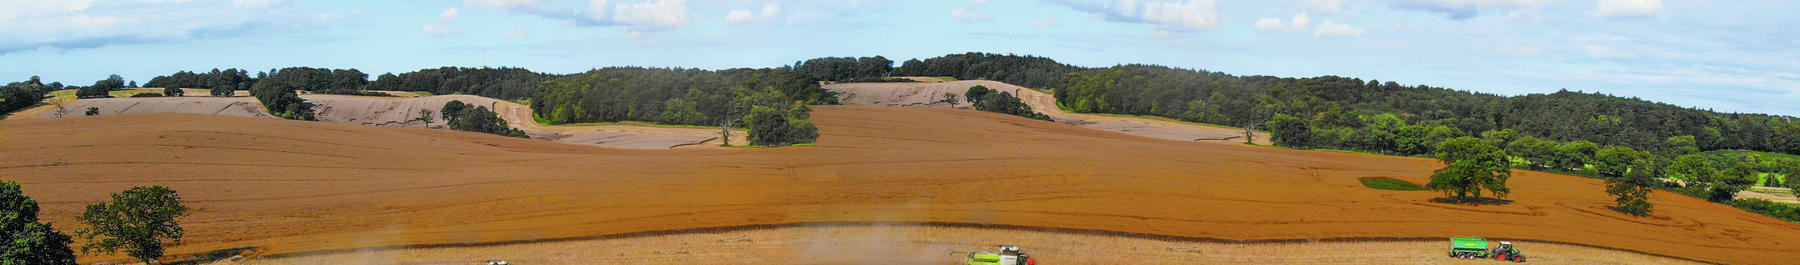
[936,76,958,81]
[411,91,436,97]
[1359,177,1426,191]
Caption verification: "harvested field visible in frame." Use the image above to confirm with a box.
[3,106,1797,264]
[204,224,1703,265]
[824,80,1272,144]
[6,94,739,149]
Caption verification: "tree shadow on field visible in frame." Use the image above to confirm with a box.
[163,247,258,265]
[1431,197,1514,205]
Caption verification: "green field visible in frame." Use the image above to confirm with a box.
[1359,177,1426,191]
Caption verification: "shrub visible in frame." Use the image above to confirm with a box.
[163,87,184,97]
[743,102,818,146]
[128,93,163,98]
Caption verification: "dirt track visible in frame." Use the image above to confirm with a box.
[6,93,740,149]
[825,80,1273,145]
[3,106,1798,264]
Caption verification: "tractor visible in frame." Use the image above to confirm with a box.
[1449,237,1526,262]
[952,245,1036,265]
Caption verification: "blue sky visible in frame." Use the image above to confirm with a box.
[1,0,1796,116]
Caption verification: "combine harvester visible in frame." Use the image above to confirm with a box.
[1450,237,1527,262]
[952,245,1036,265]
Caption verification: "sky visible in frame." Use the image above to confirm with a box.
[1,0,1796,116]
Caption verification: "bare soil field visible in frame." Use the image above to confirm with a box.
[2,106,1797,264]
[5,94,739,149]
[824,80,1273,145]
[204,224,1703,265]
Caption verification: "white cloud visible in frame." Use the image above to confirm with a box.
[424,24,463,37]
[613,0,690,29]
[1290,12,1312,29]
[1591,0,1662,18]
[1303,0,1346,14]
[952,0,993,23]
[505,26,530,38]
[1034,16,1057,28]
[425,7,463,37]
[1254,18,1285,32]
[726,1,781,25]
[586,0,609,21]
[464,0,545,9]
[1390,0,1558,20]
[1253,13,1310,32]
[231,0,273,9]
[440,7,461,21]
[0,0,353,54]
[1585,44,1637,58]
[1314,21,1365,37]
[1141,0,1220,31]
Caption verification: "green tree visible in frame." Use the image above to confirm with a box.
[1427,137,1513,201]
[1606,166,1657,216]
[964,85,992,106]
[1667,153,1717,183]
[1593,145,1648,178]
[0,181,78,265]
[1665,135,1699,156]
[1712,163,1758,202]
[416,109,435,128]
[209,85,233,97]
[1553,140,1601,173]
[941,93,959,108]
[76,186,187,265]
[1267,113,1313,148]
[441,100,467,124]
[162,87,183,97]
[84,107,98,116]
[743,101,818,146]
[446,106,527,138]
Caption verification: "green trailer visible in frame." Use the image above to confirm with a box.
[1450,237,1490,258]
[1448,237,1527,262]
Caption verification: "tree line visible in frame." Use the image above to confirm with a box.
[367,67,555,100]
[531,67,833,146]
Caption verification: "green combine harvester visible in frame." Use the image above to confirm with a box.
[952,245,1035,265]
[1450,237,1526,262]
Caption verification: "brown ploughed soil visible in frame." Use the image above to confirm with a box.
[2,106,1797,264]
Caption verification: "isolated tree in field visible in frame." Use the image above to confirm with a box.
[77,186,186,265]
[1607,166,1658,216]
[416,109,435,128]
[1427,137,1512,201]
[441,100,467,124]
[0,181,78,265]
[84,107,98,116]
[162,87,183,97]
[964,85,992,106]
[941,93,959,108]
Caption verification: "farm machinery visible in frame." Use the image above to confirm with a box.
[1450,237,1527,262]
[952,245,1036,265]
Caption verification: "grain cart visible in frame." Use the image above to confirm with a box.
[1448,237,1526,262]
[952,245,1036,265]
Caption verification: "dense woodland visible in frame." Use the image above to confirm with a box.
[531,67,832,146]
[367,67,555,99]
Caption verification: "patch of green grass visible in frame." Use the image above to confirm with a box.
[1359,177,1427,191]
[1756,172,1788,187]
[411,91,436,97]
[936,76,958,81]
